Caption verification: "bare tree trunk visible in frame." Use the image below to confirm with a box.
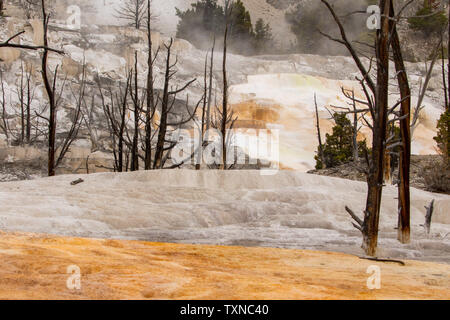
[144,0,155,170]
[424,199,435,236]
[0,71,9,142]
[118,81,129,172]
[442,36,449,110]
[314,93,325,168]
[40,0,57,177]
[152,38,197,169]
[322,0,394,256]
[26,71,31,143]
[206,35,215,134]
[19,64,25,144]
[154,39,173,169]
[221,3,230,170]
[350,90,359,163]
[131,51,140,171]
[361,0,391,256]
[196,53,209,170]
[390,0,411,244]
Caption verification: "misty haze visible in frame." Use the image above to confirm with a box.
[0,0,448,302]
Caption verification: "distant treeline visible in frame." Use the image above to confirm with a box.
[175,0,274,56]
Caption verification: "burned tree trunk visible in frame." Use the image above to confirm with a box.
[314,93,325,168]
[153,39,173,169]
[118,77,130,172]
[40,0,57,177]
[0,71,9,141]
[349,90,359,163]
[322,0,391,256]
[206,35,216,136]
[144,0,156,170]
[443,38,448,111]
[26,70,32,143]
[130,51,140,172]
[196,53,209,170]
[424,199,435,236]
[153,39,197,169]
[361,0,391,256]
[220,4,230,170]
[390,0,411,244]
[98,74,132,172]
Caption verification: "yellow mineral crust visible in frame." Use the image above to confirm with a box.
[0,232,448,300]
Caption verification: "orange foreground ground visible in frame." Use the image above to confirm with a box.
[0,232,448,300]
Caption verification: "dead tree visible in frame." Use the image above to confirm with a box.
[314,93,325,168]
[349,90,359,164]
[144,0,158,170]
[25,67,33,143]
[0,70,9,141]
[40,0,59,176]
[195,53,210,170]
[412,38,443,135]
[321,0,392,256]
[0,64,37,146]
[390,1,412,244]
[211,99,238,170]
[81,95,100,152]
[331,88,368,165]
[201,34,217,152]
[38,0,78,176]
[129,51,142,171]
[54,78,84,170]
[14,63,35,145]
[0,28,63,54]
[206,35,216,136]
[424,199,435,236]
[442,35,449,111]
[153,38,198,169]
[115,0,157,30]
[220,0,234,170]
[99,73,132,172]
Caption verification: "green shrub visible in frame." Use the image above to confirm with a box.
[175,0,272,55]
[315,113,367,169]
[434,109,450,160]
[408,3,448,36]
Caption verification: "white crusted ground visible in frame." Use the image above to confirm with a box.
[0,170,448,263]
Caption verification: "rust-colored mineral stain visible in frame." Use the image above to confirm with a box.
[0,232,448,300]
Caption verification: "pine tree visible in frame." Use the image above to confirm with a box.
[408,0,448,36]
[176,0,257,54]
[315,113,355,169]
[254,18,273,54]
[434,109,450,161]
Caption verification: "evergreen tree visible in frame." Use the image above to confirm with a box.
[315,113,366,169]
[176,0,224,48]
[408,0,448,36]
[176,0,271,55]
[228,0,254,52]
[434,109,450,161]
[254,18,273,54]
